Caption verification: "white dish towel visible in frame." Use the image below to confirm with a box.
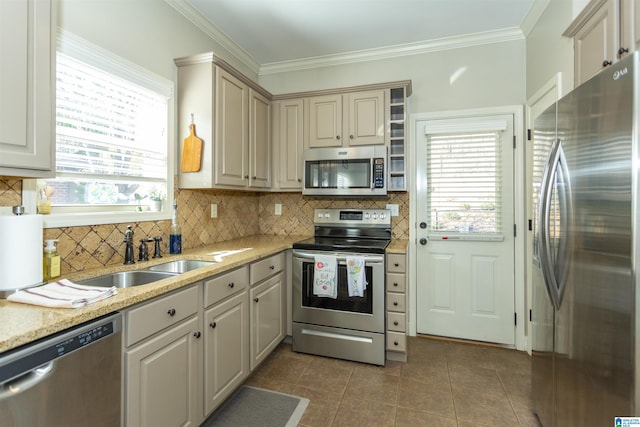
[313,255,337,298]
[7,279,117,309]
[346,256,367,297]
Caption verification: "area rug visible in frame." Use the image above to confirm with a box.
[202,386,309,427]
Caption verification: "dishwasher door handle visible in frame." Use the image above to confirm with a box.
[0,362,54,400]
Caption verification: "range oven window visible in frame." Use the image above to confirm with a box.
[300,260,374,314]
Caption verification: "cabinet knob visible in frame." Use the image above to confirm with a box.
[393,282,399,287]
[252,176,257,179]
[393,301,399,306]
[394,341,399,346]
[349,134,354,139]
[193,331,201,339]
[254,297,259,303]
[297,178,301,182]
[618,47,629,56]
[603,60,613,67]
[336,135,341,140]
[394,321,399,326]
[167,308,176,316]
[245,175,249,179]
[228,282,234,288]
[269,265,275,270]
[209,322,217,329]
[394,262,400,267]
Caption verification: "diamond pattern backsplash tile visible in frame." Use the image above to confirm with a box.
[1,177,408,276]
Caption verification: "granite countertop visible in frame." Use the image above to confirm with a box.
[0,235,409,354]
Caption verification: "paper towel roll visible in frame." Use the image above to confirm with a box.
[0,214,43,293]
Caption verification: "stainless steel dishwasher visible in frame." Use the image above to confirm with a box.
[0,313,122,427]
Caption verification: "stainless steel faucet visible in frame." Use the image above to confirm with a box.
[123,225,135,265]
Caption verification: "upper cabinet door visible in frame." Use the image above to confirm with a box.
[215,67,249,187]
[620,0,640,55]
[249,89,271,188]
[572,0,617,85]
[308,94,342,148]
[346,90,385,146]
[0,0,55,177]
[277,99,304,189]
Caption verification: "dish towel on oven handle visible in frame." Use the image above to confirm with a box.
[346,256,367,297]
[313,255,337,298]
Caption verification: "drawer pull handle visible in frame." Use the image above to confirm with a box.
[269,265,275,270]
[209,322,217,329]
[394,262,400,267]
[393,301,399,306]
[167,308,176,316]
[228,282,235,288]
[394,321,399,326]
[193,331,201,339]
[254,298,259,303]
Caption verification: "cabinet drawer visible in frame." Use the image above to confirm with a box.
[387,332,407,352]
[387,312,406,332]
[250,252,285,285]
[386,292,406,312]
[387,254,406,273]
[126,285,198,347]
[204,266,248,307]
[386,272,406,292]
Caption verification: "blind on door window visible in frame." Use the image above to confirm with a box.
[427,131,502,234]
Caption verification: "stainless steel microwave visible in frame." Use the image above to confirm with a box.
[302,146,387,196]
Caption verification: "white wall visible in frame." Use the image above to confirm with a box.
[260,39,527,113]
[526,0,575,98]
[57,0,258,81]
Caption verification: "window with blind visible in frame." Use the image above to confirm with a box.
[427,131,502,234]
[34,33,172,219]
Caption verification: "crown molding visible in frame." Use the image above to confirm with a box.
[164,0,261,75]
[259,28,525,76]
[520,0,552,37]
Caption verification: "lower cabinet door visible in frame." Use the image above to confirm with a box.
[204,291,249,415]
[125,317,200,427]
[250,273,284,370]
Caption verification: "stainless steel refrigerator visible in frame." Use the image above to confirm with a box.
[532,51,639,427]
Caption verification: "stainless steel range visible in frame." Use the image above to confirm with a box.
[292,208,390,365]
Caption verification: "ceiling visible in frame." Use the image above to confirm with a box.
[180,0,537,66]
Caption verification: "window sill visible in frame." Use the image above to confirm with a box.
[40,210,171,229]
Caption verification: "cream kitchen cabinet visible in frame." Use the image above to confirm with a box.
[249,252,286,370]
[386,252,408,362]
[307,90,385,148]
[124,285,201,427]
[203,266,249,416]
[0,0,56,177]
[175,53,272,190]
[566,0,639,86]
[272,98,304,190]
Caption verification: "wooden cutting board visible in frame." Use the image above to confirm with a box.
[180,124,203,172]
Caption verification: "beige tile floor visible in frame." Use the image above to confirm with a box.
[244,336,542,427]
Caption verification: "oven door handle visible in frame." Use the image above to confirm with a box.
[292,251,384,264]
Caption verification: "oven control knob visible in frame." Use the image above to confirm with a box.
[364,213,370,219]
[324,213,330,219]
[372,213,378,219]
[318,213,323,218]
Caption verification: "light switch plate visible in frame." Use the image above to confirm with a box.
[275,203,282,216]
[386,204,399,217]
[210,204,217,218]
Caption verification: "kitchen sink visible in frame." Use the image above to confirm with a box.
[77,270,179,288]
[147,259,216,273]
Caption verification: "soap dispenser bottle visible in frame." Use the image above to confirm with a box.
[43,239,61,282]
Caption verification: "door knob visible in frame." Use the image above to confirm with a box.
[419,238,428,245]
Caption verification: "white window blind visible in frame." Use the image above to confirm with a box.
[427,131,502,234]
[56,53,167,180]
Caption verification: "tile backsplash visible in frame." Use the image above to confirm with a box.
[1,177,409,275]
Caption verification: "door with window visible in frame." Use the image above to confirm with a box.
[415,114,515,345]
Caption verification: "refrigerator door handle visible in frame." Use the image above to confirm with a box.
[538,139,572,310]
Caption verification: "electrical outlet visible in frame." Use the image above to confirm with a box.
[386,204,399,217]
[275,203,282,215]
[210,204,217,218]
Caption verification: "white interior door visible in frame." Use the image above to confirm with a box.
[415,114,516,345]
